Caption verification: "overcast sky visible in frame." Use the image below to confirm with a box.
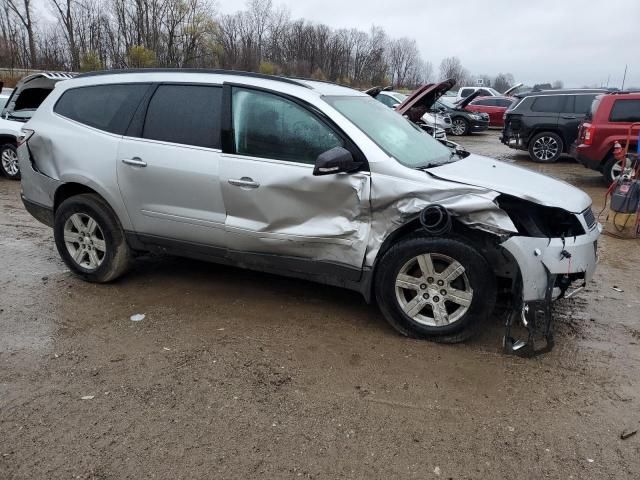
[219,0,638,88]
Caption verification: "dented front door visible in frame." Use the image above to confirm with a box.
[220,154,371,271]
[220,86,371,273]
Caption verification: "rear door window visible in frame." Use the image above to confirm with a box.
[459,88,474,98]
[55,84,150,134]
[610,99,640,122]
[143,84,222,148]
[496,98,514,108]
[530,95,564,113]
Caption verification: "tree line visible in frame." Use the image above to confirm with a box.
[0,0,438,88]
[0,0,529,92]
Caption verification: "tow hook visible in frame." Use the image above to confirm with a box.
[503,272,556,357]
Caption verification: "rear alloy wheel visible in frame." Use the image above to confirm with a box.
[602,156,624,184]
[375,237,496,343]
[529,132,563,163]
[451,117,470,136]
[0,144,20,179]
[54,194,132,283]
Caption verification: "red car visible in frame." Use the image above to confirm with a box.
[574,92,640,183]
[464,96,515,127]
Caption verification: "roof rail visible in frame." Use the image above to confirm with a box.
[75,68,312,88]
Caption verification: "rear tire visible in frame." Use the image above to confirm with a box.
[374,236,496,343]
[528,132,563,163]
[54,194,132,283]
[602,155,624,184]
[0,144,20,179]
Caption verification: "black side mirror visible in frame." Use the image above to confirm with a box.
[313,147,362,176]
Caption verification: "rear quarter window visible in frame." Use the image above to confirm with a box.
[572,94,597,114]
[609,99,640,122]
[530,95,564,113]
[54,84,150,135]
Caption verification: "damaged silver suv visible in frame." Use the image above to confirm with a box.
[18,70,600,354]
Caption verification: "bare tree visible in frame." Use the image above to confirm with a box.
[552,79,564,89]
[493,72,515,93]
[387,37,420,88]
[48,0,79,70]
[439,56,468,86]
[0,0,444,91]
[3,0,36,66]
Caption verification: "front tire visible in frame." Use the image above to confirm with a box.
[374,237,496,343]
[450,117,470,136]
[0,144,20,179]
[54,194,132,283]
[528,132,563,163]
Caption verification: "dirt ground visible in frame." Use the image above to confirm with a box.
[1,130,639,479]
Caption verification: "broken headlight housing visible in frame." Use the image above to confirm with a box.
[497,195,585,238]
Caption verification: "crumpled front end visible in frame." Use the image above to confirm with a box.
[366,165,600,356]
[365,174,517,267]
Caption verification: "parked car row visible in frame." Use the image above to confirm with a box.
[500,86,640,183]
[367,81,515,138]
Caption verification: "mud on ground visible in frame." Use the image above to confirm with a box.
[1,131,639,479]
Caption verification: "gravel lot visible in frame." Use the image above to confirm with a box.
[1,130,639,479]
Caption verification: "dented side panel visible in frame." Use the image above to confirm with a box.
[364,169,518,267]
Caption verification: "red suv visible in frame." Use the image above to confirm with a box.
[574,92,640,182]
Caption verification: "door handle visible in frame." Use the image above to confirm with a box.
[561,115,577,120]
[122,157,147,167]
[228,177,260,189]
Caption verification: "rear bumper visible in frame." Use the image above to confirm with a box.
[22,195,54,227]
[500,133,527,150]
[573,143,603,170]
[470,120,489,132]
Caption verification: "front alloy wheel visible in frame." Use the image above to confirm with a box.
[451,118,469,136]
[395,253,472,327]
[375,237,496,343]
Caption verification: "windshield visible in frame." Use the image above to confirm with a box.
[325,95,453,168]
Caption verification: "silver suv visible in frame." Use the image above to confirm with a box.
[18,69,600,352]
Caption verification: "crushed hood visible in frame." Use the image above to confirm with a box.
[428,154,592,213]
[395,79,455,122]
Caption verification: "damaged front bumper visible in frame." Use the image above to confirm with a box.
[499,224,601,355]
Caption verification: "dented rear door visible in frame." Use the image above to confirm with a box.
[220,86,371,274]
